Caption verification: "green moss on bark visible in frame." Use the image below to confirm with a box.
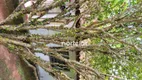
[16,58,36,80]
[0,59,14,80]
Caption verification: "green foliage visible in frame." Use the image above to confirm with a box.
[89,0,142,77]
[96,0,139,20]
[7,44,16,50]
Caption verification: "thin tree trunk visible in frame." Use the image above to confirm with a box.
[75,1,81,80]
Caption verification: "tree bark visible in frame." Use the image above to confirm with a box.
[0,0,35,80]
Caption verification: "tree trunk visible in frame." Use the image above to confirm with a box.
[0,0,36,80]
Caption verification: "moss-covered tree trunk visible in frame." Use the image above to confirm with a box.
[0,0,36,80]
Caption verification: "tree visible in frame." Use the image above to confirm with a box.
[0,0,36,80]
[0,0,142,80]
